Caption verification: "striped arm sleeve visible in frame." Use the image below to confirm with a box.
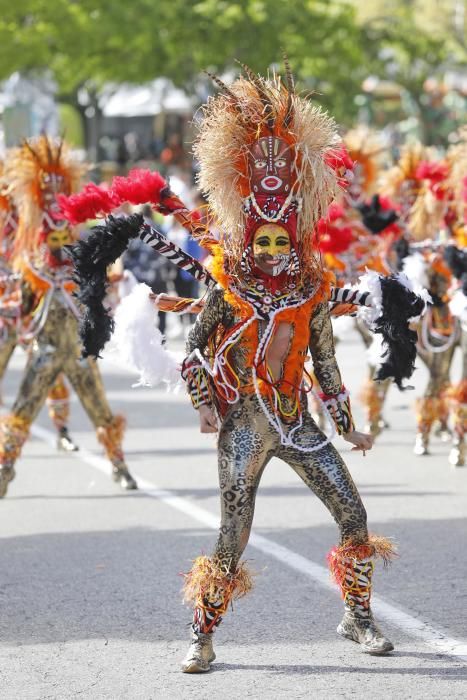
[181,354,212,409]
[319,386,355,435]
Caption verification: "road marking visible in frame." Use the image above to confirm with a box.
[31,423,467,663]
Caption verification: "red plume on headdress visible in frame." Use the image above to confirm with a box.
[317,203,354,254]
[325,146,354,189]
[415,160,449,200]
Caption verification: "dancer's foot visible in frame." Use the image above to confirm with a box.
[181,629,216,673]
[57,427,79,452]
[364,417,387,438]
[414,433,429,456]
[449,442,465,467]
[0,466,15,498]
[337,613,394,655]
[434,422,451,442]
[112,461,138,490]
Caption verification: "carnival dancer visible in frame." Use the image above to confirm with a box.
[386,146,460,456]
[178,67,400,671]
[444,245,466,467]
[340,130,399,436]
[0,136,137,498]
[0,160,79,451]
[61,64,429,673]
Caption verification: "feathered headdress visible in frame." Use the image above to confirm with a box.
[343,126,386,197]
[383,143,447,241]
[447,127,467,229]
[5,134,84,262]
[194,61,341,264]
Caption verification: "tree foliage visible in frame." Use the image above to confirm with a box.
[0,0,465,128]
[0,0,366,123]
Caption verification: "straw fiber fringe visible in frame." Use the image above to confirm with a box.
[327,534,398,589]
[182,555,254,607]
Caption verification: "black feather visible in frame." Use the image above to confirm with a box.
[444,244,467,280]
[357,194,399,234]
[67,213,143,358]
[373,276,426,390]
[394,237,410,271]
[444,245,467,296]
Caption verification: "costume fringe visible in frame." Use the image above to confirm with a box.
[327,535,397,589]
[359,378,386,423]
[445,380,467,406]
[96,415,126,463]
[182,556,254,608]
[0,414,30,463]
[416,396,448,429]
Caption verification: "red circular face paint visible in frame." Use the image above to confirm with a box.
[248,136,293,196]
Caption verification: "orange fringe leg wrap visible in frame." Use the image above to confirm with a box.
[0,415,31,467]
[447,380,467,439]
[415,397,445,435]
[96,415,126,464]
[327,535,397,617]
[46,374,70,431]
[359,379,386,429]
[182,556,254,634]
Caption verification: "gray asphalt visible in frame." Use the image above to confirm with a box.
[0,328,466,699]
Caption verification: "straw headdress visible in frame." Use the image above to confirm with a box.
[5,134,84,261]
[194,63,341,263]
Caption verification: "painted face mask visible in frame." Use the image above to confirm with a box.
[41,171,66,203]
[248,137,293,196]
[253,224,291,276]
[46,228,73,252]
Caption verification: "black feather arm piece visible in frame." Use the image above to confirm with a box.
[373,276,426,390]
[68,213,143,358]
[394,237,410,271]
[356,194,399,234]
[444,244,467,281]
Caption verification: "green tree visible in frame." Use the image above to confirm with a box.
[353,0,467,143]
[0,0,368,129]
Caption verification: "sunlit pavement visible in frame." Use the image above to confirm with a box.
[0,330,466,699]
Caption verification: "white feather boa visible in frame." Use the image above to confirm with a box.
[103,283,182,389]
[449,289,467,324]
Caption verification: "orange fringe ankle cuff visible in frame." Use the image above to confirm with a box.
[97,415,126,462]
[327,534,398,589]
[0,414,30,463]
[182,555,254,610]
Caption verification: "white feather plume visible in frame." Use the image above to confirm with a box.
[353,270,383,326]
[103,283,182,389]
[449,289,467,323]
[402,253,429,290]
[367,334,385,369]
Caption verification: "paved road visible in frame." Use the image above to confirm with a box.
[0,330,466,699]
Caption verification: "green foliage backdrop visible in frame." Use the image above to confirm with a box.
[0,0,465,128]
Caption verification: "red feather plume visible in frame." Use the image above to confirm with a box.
[111,169,168,207]
[57,183,117,225]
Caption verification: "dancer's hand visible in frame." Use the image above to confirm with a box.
[199,404,218,433]
[343,430,373,456]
